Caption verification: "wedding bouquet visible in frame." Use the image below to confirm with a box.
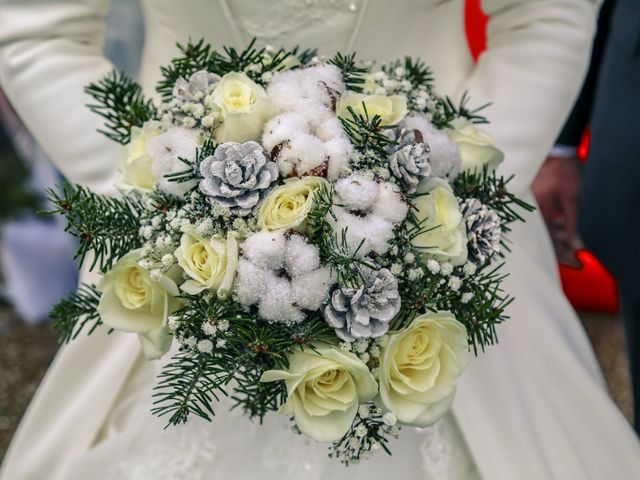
[49,40,531,464]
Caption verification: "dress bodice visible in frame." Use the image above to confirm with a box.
[138,0,473,98]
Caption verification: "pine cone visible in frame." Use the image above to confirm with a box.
[199,141,279,216]
[386,128,431,193]
[461,198,501,264]
[172,70,220,103]
[324,267,401,342]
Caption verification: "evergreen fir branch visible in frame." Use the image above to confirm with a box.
[306,183,375,287]
[340,106,398,164]
[436,91,490,128]
[154,295,335,426]
[453,166,535,238]
[45,181,143,272]
[157,39,216,100]
[329,52,367,92]
[85,70,157,144]
[383,57,435,91]
[151,349,225,425]
[50,283,103,343]
[164,139,216,186]
[293,46,319,65]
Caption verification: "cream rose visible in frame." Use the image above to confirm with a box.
[412,177,468,266]
[211,72,272,143]
[448,119,504,173]
[378,312,469,427]
[261,346,378,442]
[118,121,162,191]
[257,176,328,231]
[338,91,407,126]
[97,249,181,359]
[174,229,239,298]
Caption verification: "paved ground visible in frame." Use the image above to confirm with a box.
[0,306,634,464]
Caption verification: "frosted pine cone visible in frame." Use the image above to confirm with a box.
[173,70,220,103]
[386,128,431,193]
[324,267,401,342]
[199,141,279,216]
[461,198,501,264]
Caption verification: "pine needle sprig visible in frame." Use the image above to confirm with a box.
[50,283,103,343]
[45,181,144,272]
[329,52,367,92]
[340,106,398,168]
[163,139,216,187]
[434,91,490,129]
[157,39,216,100]
[453,167,535,240]
[85,70,157,144]
[306,183,374,287]
[382,57,435,91]
[154,295,335,426]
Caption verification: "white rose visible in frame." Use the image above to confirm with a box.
[378,312,469,427]
[174,229,239,298]
[212,72,272,143]
[261,346,378,442]
[97,249,181,359]
[257,176,328,232]
[448,119,504,173]
[413,177,468,266]
[338,91,407,126]
[118,121,162,191]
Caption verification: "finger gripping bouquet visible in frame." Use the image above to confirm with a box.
[48,40,531,465]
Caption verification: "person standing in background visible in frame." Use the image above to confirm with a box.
[532,0,640,432]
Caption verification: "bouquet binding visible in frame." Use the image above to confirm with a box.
[48,39,532,465]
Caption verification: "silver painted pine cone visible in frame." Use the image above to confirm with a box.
[199,141,279,216]
[461,198,502,264]
[386,128,431,193]
[324,267,401,342]
[173,70,220,103]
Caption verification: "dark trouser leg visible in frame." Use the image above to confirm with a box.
[621,291,640,433]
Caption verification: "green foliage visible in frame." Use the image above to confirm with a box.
[306,183,375,288]
[157,38,317,100]
[45,181,143,272]
[339,106,398,169]
[163,138,216,188]
[383,57,435,91]
[433,91,490,129]
[453,167,535,245]
[152,294,335,427]
[50,284,103,343]
[85,70,157,144]
[329,52,367,92]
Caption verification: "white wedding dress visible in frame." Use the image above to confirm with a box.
[2,0,640,479]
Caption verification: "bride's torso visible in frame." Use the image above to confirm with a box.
[138,0,474,96]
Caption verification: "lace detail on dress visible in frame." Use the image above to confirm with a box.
[236,0,362,39]
[107,420,222,480]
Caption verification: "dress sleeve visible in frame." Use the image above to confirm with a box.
[0,0,120,194]
[458,0,602,194]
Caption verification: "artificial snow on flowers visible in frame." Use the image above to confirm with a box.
[48,40,532,465]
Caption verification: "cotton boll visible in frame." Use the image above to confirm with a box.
[299,64,345,106]
[267,70,305,114]
[372,182,409,223]
[148,127,199,197]
[285,235,320,277]
[358,215,395,255]
[325,137,352,181]
[258,276,304,323]
[262,112,305,153]
[291,267,334,310]
[235,260,271,306]
[334,174,378,211]
[279,134,327,177]
[403,115,461,181]
[242,231,287,271]
[330,207,395,257]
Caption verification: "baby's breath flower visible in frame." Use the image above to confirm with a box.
[461,292,474,304]
[440,262,454,276]
[383,412,397,426]
[197,339,214,354]
[427,259,440,274]
[358,404,371,418]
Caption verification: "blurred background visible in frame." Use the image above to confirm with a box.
[0,0,636,462]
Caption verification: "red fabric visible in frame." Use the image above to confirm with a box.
[464,1,619,313]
